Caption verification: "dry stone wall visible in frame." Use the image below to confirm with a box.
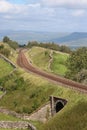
[0,121,36,130]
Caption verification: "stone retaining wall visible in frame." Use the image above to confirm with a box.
[0,121,36,130]
[0,121,28,129]
[0,108,37,130]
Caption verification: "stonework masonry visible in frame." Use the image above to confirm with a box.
[0,121,36,130]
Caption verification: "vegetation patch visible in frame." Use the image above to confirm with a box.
[0,58,14,78]
[0,113,21,121]
[51,52,69,76]
[66,47,87,84]
[27,47,51,71]
[0,91,3,95]
[0,70,56,114]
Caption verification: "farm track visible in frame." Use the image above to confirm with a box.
[17,50,87,93]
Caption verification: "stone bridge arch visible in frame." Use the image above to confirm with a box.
[50,96,67,116]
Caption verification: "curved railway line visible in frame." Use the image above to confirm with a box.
[17,50,87,93]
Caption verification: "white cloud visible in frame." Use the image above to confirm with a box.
[71,10,85,17]
[42,0,87,9]
[0,0,41,14]
[0,0,13,13]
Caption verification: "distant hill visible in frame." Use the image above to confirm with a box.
[0,30,68,45]
[53,32,87,48]
[53,32,87,43]
[0,31,87,48]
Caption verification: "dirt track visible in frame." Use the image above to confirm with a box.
[17,50,87,92]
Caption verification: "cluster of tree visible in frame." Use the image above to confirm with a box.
[27,41,71,53]
[66,47,87,84]
[0,44,10,57]
[3,36,19,50]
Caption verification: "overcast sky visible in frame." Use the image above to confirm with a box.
[0,0,87,32]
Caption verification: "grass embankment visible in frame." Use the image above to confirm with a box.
[4,43,18,64]
[0,58,14,78]
[0,68,87,130]
[26,47,51,71]
[0,42,18,64]
[51,52,69,76]
[40,87,87,130]
[26,47,69,76]
[0,69,56,114]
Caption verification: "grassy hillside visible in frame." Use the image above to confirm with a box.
[0,58,14,78]
[1,70,87,130]
[27,47,51,71]
[0,45,87,130]
[26,47,69,76]
[41,87,87,130]
[0,42,18,63]
[51,52,69,76]
[0,70,56,114]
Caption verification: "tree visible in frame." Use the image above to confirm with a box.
[8,40,19,50]
[3,36,19,50]
[66,47,87,81]
[75,69,87,83]
[60,45,71,53]
[3,36,10,43]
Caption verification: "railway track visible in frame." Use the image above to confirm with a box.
[17,50,87,93]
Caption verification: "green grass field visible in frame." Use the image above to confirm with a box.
[0,58,14,78]
[51,52,69,76]
[26,47,51,71]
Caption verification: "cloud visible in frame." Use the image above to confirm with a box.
[0,0,87,32]
[0,0,41,14]
[42,0,87,9]
[0,0,13,13]
[71,10,85,17]
[0,0,55,22]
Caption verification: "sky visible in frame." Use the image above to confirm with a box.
[0,0,87,32]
